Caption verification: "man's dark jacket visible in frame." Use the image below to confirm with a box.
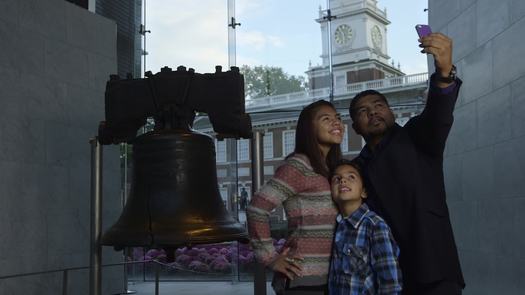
[355,78,465,292]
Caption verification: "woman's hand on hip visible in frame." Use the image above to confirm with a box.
[270,247,304,280]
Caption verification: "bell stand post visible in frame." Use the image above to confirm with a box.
[121,143,136,294]
[90,137,103,295]
[250,131,267,295]
[90,137,136,295]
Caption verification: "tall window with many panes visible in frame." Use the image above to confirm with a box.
[215,139,227,162]
[263,132,274,159]
[237,138,250,161]
[282,130,296,157]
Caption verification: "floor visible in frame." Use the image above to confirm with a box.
[124,281,275,295]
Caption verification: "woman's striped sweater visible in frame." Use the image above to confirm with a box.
[247,153,338,287]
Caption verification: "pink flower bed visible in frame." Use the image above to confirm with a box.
[129,238,287,273]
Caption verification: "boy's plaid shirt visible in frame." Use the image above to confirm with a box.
[328,203,402,295]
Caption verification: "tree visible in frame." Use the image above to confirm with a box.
[240,65,307,99]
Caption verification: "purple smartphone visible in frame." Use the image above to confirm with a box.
[415,24,432,38]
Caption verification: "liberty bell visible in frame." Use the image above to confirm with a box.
[98,65,252,249]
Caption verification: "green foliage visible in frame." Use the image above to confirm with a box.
[240,65,307,99]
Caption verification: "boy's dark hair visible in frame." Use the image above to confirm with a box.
[349,89,389,120]
[290,99,342,178]
[330,158,366,191]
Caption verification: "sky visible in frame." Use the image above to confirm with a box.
[144,0,429,78]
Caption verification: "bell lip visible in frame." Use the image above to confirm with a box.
[100,225,249,249]
[101,234,249,250]
[134,128,212,140]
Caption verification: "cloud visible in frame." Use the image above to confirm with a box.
[145,0,229,73]
[400,61,428,75]
[236,1,263,15]
[237,31,285,51]
[267,36,285,47]
[147,0,226,26]
[147,42,229,74]
[236,55,263,67]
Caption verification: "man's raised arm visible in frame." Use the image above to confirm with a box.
[406,33,461,156]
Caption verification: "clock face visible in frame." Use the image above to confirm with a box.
[371,25,383,49]
[334,24,353,45]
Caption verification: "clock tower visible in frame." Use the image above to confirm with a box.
[308,0,403,89]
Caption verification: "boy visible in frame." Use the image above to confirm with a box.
[328,159,402,295]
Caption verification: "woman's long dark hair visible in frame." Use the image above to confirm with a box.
[288,100,342,178]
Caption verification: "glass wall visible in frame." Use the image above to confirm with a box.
[121,0,429,286]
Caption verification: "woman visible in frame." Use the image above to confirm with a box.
[247,100,343,295]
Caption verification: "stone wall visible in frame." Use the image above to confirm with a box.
[430,0,525,294]
[0,0,122,294]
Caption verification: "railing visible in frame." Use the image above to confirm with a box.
[0,258,240,295]
[245,72,428,112]
[318,1,387,20]
[0,259,184,295]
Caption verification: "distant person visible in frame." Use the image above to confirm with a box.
[349,33,465,294]
[240,187,248,211]
[328,159,402,295]
[247,100,343,295]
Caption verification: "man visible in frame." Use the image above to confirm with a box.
[349,33,465,294]
[240,187,248,211]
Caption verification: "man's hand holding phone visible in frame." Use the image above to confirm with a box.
[416,24,454,86]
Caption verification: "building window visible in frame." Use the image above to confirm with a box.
[238,167,250,177]
[335,74,346,88]
[264,132,274,159]
[341,124,349,152]
[217,169,227,178]
[215,139,226,162]
[237,139,250,161]
[264,165,274,175]
[282,130,296,157]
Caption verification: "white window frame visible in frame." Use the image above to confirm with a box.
[282,130,296,157]
[237,139,250,161]
[263,131,274,159]
[215,139,227,163]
